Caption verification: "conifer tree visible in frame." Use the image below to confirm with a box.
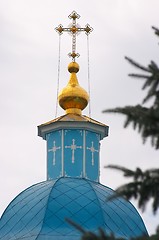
[103,54,159,149]
[103,26,159,214]
[102,26,159,238]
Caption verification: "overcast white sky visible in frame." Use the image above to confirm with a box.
[0,0,159,235]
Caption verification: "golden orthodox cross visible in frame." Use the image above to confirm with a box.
[55,11,93,61]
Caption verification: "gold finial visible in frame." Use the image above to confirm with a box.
[55,11,93,61]
[58,62,89,115]
[56,12,92,115]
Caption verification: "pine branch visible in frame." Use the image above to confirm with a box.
[103,105,159,149]
[65,218,86,234]
[66,218,126,240]
[106,165,159,213]
[104,49,159,149]
[106,165,136,177]
[106,165,143,180]
[125,57,159,106]
[128,74,151,79]
[152,26,159,37]
[66,218,159,239]
[125,57,150,72]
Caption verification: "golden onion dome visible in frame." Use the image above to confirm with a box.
[58,62,89,115]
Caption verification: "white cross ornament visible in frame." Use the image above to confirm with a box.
[65,139,82,163]
[87,141,98,166]
[48,141,61,165]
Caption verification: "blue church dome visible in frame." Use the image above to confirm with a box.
[0,177,148,240]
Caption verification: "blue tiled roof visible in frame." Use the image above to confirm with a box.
[0,178,148,240]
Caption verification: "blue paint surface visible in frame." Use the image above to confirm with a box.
[64,130,83,177]
[46,129,101,181]
[47,131,62,179]
[0,178,148,240]
[85,131,99,181]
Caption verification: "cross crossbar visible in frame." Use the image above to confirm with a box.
[55,11,93,61]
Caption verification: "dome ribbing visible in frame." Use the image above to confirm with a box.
[0,178,148,240]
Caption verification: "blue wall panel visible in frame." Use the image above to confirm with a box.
[46,131,62,180]
[86,131,99,181]
[64,130,83,177]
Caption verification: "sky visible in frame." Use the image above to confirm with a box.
[0,0,159,235]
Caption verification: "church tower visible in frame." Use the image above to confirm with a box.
[38,62,108,182]
[0,12,148,240]
[38,11,108,182]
